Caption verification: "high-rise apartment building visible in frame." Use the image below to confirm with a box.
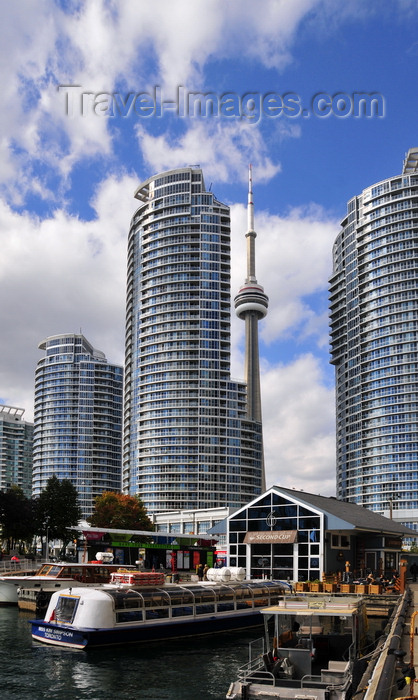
[329,148,418,533]
[0,405,33,497]
[33,334,123,517]
[123,167,264,513]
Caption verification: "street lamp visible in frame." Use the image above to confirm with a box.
[388,493,400,520]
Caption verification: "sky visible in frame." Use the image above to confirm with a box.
[1,0,418,498]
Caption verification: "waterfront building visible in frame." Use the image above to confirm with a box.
[0,405,33,498]
[226,485,412,581]
[123,167,264,513]
[329,148,418,535]
[33,334,123,518]
[151,505,233,562]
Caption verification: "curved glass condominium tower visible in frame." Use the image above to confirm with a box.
[329,149,418,533]
[124,167,264,513]
[33,334,123,518]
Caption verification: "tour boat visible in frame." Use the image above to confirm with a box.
[0,561,135,605]
[30,576,289,648]
[226,595,373,700]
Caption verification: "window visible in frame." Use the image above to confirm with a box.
[331,534,350,549]
[55,595,79,623]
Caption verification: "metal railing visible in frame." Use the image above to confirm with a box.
[0,559,40,574]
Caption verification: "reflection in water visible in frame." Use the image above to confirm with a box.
[0,607,256,699]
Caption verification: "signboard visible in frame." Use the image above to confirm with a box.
[244,530,298,544]
[82,531,104,541]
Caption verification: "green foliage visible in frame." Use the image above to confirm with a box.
[88,492,154,531]
[0,486,36,548]
[35,476,82,546]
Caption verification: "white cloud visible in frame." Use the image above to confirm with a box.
[229,200,338,493]
[0,0,344,200]
[261,355,336,495]
[137,121,282,185]
[230,202,338,353]
[0,172,138,419]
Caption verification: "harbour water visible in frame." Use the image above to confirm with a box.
[0,606,256,700]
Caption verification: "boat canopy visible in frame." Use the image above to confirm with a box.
[105,581,285,611]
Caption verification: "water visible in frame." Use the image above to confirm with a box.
[0,607,256,700]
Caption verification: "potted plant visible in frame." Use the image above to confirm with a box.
[309,580,323,592]
[355,583,369,594]
[295,581,309,592]
[340,583,355,593]
[323,581,338,593]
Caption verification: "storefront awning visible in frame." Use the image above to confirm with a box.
[244,530,298,544]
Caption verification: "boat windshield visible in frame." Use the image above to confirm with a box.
[54,595,80,623]
[37,565,64,577]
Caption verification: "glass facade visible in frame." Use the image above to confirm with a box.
[0,406,33,497]
[329,149,418,533]
[33,334,123,517]
[228,490,322,581]
[124,167,263,513]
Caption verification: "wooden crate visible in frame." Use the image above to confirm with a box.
[309,582,323,592]
[295,582,309,592]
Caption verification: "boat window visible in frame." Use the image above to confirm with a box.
[186,587,216,605]
[262,582,283,605]
[171,605,194,617]
[107,590,145,610]
[122,594,144,609]
[60,567,83,580]
[234,585,254,601]
[164,588,194,606]
[55,595,79,623]
[196,603,215,615]
[116,610,143,624]
[141,589,170,608]
[37,565,53,576]
[48,566,64,577]
[213,585,234,602]
[145,607,169,620]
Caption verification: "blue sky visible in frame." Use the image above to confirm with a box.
[1,0,418,496]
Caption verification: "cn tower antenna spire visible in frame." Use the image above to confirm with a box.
[234,164,269,491]
[248,163,254,233]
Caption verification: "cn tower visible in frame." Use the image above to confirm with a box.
[234,165,269,489]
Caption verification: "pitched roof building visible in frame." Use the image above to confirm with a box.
[225,485,413,581]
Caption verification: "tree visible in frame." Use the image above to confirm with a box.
[0,486,36,553]
[35,476,82,551]
[88,492,154,531]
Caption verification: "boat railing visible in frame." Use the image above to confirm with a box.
[237,658,276,687]
[234,637,268,683]
[300,673,323,687]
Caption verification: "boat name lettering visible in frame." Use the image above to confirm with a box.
[38,626,74,638]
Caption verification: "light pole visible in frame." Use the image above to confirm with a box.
[388,493,400,520]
